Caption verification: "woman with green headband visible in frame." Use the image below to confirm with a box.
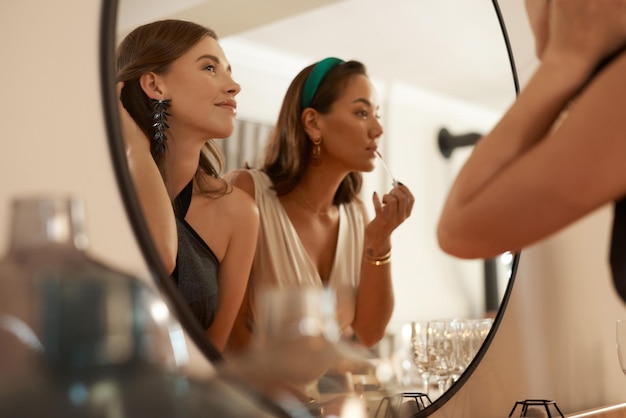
[226,58,414,354]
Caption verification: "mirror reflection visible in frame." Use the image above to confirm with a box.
[115,0,517,409]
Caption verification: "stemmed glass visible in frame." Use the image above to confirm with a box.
[449,318,493,384]
[428,320,455,395]
[616,319,626,374]
[410,321,431,396]
[253,287,342,389]
[449,319,467,383]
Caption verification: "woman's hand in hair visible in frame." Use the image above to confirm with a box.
[117,81,178,275]
[117,82,151,157]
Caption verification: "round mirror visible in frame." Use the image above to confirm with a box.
[103,0,520,414]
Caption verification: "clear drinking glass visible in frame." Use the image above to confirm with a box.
[428,320,455,396]
[223,286,388,417]
[410,321,431,396]
[254,287,344,392]
[449,319,466,383]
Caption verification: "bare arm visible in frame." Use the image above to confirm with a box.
[117,83,177,274]
[437,0,626,259]
[205,188,259,352]
[222,169,256,353]
[352,183,414,347]
[224,282,253,354]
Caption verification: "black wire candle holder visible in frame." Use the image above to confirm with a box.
[508,399,565,417]
[374,392,432,418]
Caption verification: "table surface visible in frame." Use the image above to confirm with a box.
[566,403,626,418]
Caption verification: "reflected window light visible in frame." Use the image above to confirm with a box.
[174,376,190,397]
[298,317,322,337]
[150,300,170,323]
[0,314,44,352]
[90,380,123,413]
[45,214,70,243]
[499,251,513,265]
[375,360,395,383]
[167,324,190,367]
[338,395,367,418]
[401,323,412,342]
[68,382,89,406]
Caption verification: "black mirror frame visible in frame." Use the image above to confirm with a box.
[99,0,224,363]
[414,1,521,415]
[99,0,521,414]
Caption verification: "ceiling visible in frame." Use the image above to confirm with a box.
[117,0,536,112]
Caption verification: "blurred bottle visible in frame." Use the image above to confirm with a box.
[0,195,280,417]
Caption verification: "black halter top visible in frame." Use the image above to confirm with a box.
[171,180,220,330]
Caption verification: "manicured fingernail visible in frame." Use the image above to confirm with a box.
[397,181,404,186]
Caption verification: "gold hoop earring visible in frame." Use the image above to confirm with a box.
[311,137,322,165]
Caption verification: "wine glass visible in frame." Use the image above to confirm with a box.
[449,319,467,383]
[239,286,378,417]
[254,286,342,391]
[616,319,626,374]
[410,321,431,396]
[428,320,455,395]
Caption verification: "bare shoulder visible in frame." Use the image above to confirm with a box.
[184,177,259,260]
[190,174,257,220]
[224,169,255,199]
[218,183,258,224]
[216,185,259,246]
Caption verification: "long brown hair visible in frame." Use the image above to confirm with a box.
[116,19,227,197]
[262,60,366,204]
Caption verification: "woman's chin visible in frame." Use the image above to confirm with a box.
[210,127,235,140]
[363,162,376,173]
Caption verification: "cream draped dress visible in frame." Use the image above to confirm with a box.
[246,169,365,337]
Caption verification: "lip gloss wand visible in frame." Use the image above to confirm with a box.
[376,150,398,188]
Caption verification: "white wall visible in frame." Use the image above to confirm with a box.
[0,1,143,275]
[384,82,504,326]
[0,0,213,380]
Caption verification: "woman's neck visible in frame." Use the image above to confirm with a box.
[296,168,345,210]
[163,136,205,200]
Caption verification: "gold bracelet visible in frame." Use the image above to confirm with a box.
[365,256,391,266]
[364,248,392,266]
[365,247,391,260]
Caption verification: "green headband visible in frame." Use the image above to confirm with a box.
[300,57,345,110]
